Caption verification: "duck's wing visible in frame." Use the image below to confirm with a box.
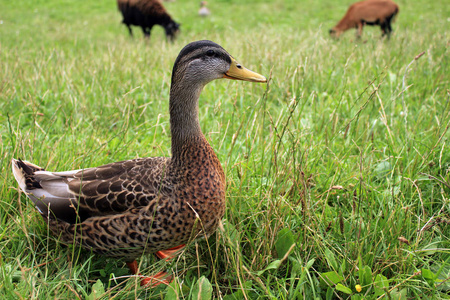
[11,158,171,224]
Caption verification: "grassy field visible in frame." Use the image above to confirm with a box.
[1,0,449,298]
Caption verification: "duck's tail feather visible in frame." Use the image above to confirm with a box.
[11,158,80,222]
[12,158,44,192]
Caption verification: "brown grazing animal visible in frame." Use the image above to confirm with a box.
[118,0,180,41]
[329,0,399,39]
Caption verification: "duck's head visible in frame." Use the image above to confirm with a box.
[171,40,267,87]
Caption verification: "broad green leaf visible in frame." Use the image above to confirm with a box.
[360,265,372,286]
[421,268,436,286]
[390,288,407,300]
[256,259,282,276]
[87,279,105,300]
[320,271,344,286]
[374,274,389,296]
[192,276,213,300]
[336,283,352,294]
[421,268,435,280]
[275,228,295,258]
[358,256,363,273]
[324,248,338,270]
[326,287,333,300]
[165,280,181,300]
[339,259,347,274]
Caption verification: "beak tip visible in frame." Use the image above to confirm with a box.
[254,75,267,83]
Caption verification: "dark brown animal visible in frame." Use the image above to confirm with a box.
[118,0,180,41]
[329,0,399,39]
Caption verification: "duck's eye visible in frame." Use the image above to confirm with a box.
[206,50,215,57]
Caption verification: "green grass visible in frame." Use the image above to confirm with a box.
[1,0,449,298]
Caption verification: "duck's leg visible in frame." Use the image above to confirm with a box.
[125,245,185,287]
[155,244,185,260]
[126,260,172,287]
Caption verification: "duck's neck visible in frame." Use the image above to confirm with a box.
[169,80,206,158]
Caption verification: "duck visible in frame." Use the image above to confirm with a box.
[11,40,266,287]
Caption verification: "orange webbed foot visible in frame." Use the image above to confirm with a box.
[155,244,185,260]
[125,245,185,287]
[140,271,173,287]
[126,260,173,287]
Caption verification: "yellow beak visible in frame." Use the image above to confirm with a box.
[223,58,267,83]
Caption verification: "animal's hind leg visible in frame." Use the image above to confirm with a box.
[386,19,393,39]
[382,18,393,39]
[380,23,387,38]
[126,24,133,37]
[356,22,364,39]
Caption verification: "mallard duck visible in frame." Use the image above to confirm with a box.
[12,40,266,287]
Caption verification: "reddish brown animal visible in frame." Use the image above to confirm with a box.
[118,0,180,41]
[330,0,399,39]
